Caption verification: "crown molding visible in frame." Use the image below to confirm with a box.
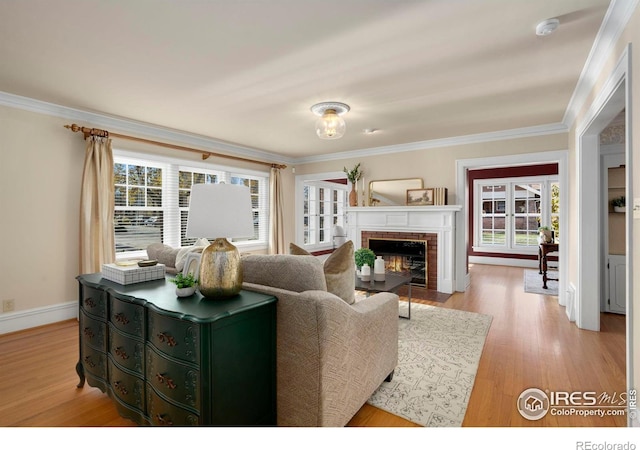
[293,122,568,164]
[0,90,295,166]
[563,0,639,128]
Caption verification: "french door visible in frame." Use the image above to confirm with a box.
[474,176,559,253]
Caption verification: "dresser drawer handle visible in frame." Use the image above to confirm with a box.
[156,373,177,390]
[157,332,177,347]
[84,297,96,308]
[113,381,128,396]
[156,413,173,426]
[115,347,129,360]
[83,327,94,339]
[114,312,130,325]
[83,356,96,368]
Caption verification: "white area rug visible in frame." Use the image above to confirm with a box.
[523,269,559,296]
[368,303,492,427]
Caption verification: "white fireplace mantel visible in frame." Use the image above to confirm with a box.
[346,205,462,294]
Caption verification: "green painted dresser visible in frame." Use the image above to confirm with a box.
[76,273,277,426]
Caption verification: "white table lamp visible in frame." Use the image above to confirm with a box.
[186,183,254,299]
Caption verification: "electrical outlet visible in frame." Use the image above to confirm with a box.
[2,299,15,313]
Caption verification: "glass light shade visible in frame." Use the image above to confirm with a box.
[315,109,346,139]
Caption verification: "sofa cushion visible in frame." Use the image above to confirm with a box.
[242,254,327,292]
[289,241,356,305]
[323,240,356,305]
[147,243,179,268]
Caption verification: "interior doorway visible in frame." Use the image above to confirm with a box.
[575,46,632,425]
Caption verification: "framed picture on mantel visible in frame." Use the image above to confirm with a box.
[406,188,434,206]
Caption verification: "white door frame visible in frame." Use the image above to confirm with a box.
[455,149,569,304]
[575,46,631,330]
[575,45,633,426]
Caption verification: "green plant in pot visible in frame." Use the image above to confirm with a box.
[171,272,198,297]
[538,226,553,244]
[611,195,625,212]
[354,247,376,270]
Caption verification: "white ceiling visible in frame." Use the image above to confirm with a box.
[0,0,612,161]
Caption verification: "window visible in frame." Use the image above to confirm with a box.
[473,176,559,253]
[302,181,348,248]
[113,151,269,258]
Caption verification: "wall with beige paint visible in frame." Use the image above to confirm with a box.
[293,134,567,202]
[0,106,83,314]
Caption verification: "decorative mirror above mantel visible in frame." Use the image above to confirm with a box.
[368,178,423,206]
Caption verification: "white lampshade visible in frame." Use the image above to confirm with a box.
[186,183,254,239]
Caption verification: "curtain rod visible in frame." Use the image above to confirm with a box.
[64,123,287,169]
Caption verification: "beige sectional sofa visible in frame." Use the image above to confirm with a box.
[241,251,399,427]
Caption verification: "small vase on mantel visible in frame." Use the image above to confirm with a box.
[349,183,358,207]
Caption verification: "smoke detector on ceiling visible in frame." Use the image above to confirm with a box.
[536,18,560,36]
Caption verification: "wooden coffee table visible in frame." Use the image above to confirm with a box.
[355,272,412,319]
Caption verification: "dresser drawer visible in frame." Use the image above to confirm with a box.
[110,295,145,338]
[146,345,200,411]
[146,386,200,426]
[107,357,145,412]
[80,312,107,352]
[81,343,107,380]
[148,311,200,364]
[81,285,107,319]
[109,325,145,375]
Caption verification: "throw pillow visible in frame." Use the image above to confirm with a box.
[289,242,310,255]
[323,240,356,305]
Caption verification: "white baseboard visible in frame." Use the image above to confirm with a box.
[0,301,77,335]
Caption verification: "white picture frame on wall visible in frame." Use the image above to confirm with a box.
[182,252,201,279]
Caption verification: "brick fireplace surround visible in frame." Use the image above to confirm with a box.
[361,231,438,291]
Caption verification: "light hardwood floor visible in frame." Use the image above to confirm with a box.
[0,264,626,427]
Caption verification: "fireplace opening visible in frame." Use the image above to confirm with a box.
[368,238,427,287]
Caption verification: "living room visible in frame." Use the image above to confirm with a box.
[0,0,639,444]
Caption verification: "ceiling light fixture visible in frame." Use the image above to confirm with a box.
[536,18,560,36]
[311,102,350,139]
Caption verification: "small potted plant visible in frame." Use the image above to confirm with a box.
[171,272,198,297]
[354,247,376,273]
[538,226,553,244]
[611,196,626,213]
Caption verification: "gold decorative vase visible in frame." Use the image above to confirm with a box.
[198,238,243,299]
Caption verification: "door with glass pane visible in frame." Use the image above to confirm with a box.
[475,177,558,252]
[513,183,542,247]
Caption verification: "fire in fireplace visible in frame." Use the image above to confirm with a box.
[368,238,427,286]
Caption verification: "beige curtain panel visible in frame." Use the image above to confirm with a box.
[268,167,285,255]
[79,136,115,274]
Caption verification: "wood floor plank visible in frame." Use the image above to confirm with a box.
[0,264,626,427]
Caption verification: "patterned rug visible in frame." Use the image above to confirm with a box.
[523,269,559,296]
[368,303,492,427]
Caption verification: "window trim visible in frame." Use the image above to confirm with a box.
[472,175,558,255]
[113,149,269,260]
[295,171,349,253]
